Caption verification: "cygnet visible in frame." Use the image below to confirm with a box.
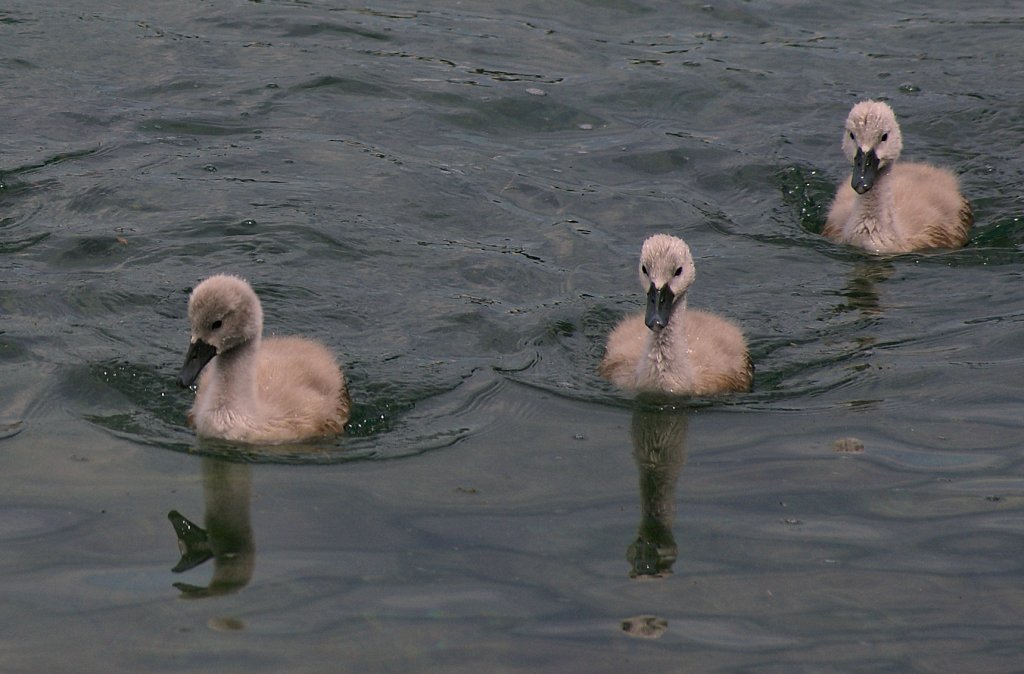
[600,234,753,395]
[177,274,351,444]
[823,99,972,253]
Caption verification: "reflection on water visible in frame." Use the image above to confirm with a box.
[834,258,895,317]
[3,0,1024,669]
[626,406,688,579]
[168,458,254,599]
[620,406,688,641]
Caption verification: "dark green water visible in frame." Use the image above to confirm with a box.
[2,1,1023,671]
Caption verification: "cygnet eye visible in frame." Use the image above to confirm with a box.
[211,320,223,331]
[673,266,683,277]
[880,132,888,142]
[641,265,649,276]
[849,131,855,141]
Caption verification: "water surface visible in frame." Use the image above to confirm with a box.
[2,1,1023,672]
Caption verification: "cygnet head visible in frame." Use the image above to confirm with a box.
[638,234,697,331]
[177,274,264,388]
[842,100,904,194]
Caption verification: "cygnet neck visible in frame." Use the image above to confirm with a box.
[208,336,262,414]
[855,167,899,246]
[650,296,687,347]
[645,296,697,389]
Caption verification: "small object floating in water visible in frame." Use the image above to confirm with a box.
[822,99,972,254]
[832,437,865,453]
[0,420,24,440]
[621,614,668,639]
[599,234,753,396]
[177,274,351,444]
[208,617,246,632]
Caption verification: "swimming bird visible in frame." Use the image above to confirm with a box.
[177,274,351,444]
[823,99,972,253]
[599,234,752,395]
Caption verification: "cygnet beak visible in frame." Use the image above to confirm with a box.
[177,339,218,388]
[644,283,675,330]
[851,147,881,194]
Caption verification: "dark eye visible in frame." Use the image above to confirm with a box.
[673,267,683,277]
[849,131,855,140]
[211,320,223,330]
[641,265,649,276]
[880,132,888,142]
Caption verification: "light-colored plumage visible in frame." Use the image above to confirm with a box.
[823,99,972,254]
[177,274,350,444]
[599,234,752,396]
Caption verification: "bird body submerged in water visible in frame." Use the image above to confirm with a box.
[823,99,972,254]
[600,234,752,396]
[177,274,350,444]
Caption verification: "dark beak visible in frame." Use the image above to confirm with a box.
[644,283,675,330]
[177,339,217,388]
[851,147,880,194]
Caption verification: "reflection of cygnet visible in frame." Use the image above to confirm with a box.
[169,458,254,598]
[600,235,752,396]
[177,274,351,444]
[627,409,688,579]
[823,100,972,253]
